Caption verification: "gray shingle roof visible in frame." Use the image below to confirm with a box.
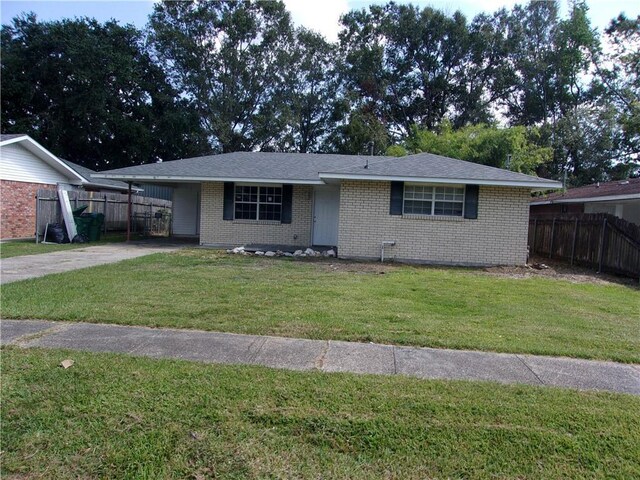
[96,152,374,183]
[0,133,27,142]
[60,159,137,191]
[95,151,561,188]
[319,152,554,184]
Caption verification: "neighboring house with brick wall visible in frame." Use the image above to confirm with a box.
[530,178,640,226]
[95,152,561,266]
[0,134,134,239]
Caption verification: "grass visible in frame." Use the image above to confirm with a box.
[2,249,639,362]
[2,347,639,479]
[0,232,135,258]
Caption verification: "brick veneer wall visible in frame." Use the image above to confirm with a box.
[338,181,531,266]
[1,180,56,239]
[199,182,314,246]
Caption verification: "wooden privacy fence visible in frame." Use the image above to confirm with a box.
[529,213,640,279]
[35,189,172,240]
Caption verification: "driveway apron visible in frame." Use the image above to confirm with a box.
[0,242,184,284]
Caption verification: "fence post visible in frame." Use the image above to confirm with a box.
[127,183,132,242]
[532,218,538,255]
[149,201,153,236]
[103,197,108,233]
[597,217,607,273]
[549,217,556,259]
[35,192,40,243]
[570,218,579,266]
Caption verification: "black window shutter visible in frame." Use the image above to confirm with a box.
[464,184,479,219]
[223,182,234,220]
[281,184,293,224]
[389,181,404,215]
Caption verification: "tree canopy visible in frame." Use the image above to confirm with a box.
[1,1,638,183]
[1,14,209,169]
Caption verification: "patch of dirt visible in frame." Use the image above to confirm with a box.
[215,247,637,286]
[312,259,400,275]
[483,256,639,287]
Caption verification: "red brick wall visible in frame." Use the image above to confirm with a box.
[1,180,56,239]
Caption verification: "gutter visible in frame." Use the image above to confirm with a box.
[91,174,325,185]
[531,193,640,205]
[318,172,562,190]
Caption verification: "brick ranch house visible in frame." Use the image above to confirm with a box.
[95,152,561,266]
[0,134,134,240]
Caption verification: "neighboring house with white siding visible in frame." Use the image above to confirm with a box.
[95,152,561,266]
[0,134,135,239]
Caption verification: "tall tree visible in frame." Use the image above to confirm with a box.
[1,14,207,169]
[338,4,480,137]
[336,4,388,149]
[275,28,343,153]
[501,1,561,125]
[149,0,294,153]
[497,1,601,183]
[592,14,640,174]
[336,2,520,150]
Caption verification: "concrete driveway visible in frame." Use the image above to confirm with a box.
[1,241,185,284]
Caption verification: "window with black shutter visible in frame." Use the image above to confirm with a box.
[223,183,293,223]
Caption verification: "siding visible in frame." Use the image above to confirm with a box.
[139,183,174,201]
[338,181,531,266]
[172,184,201,236]
[0,143,74,185]
[621,202,640,226]
[200,182,313,246]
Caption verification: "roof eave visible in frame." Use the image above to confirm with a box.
[0,135,29,146]
[92,174,325,185]
[318,172,562,190]
[84,182,143,192]
[1,136,86,184]
[531,193,640,205]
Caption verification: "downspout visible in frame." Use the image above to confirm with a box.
[380,241,396,262]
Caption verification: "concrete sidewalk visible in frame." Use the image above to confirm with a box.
[0,242,184,284]
[2,319,639,395]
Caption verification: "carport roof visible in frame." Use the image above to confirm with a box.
[93,151,561,189]
[60,159,141,192]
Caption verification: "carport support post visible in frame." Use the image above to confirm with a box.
[127,182,132,242]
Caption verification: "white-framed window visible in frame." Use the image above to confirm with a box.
[403,184,465,216]
[234,184,283,221]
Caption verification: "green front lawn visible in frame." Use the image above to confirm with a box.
[2,250,638,362]
[0,233,134,258]
[2,347,638,479]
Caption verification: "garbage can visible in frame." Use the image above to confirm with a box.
[73,214,92,239]
[72,206,89,216]
[86,213,105,242]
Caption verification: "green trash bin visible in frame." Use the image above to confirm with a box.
[73,210,105,242]
[87,213,105,242]
[74,215,92,239]
[72,206,91,240]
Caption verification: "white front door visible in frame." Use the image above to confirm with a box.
[312,185,340,246]
[172,184,201,236]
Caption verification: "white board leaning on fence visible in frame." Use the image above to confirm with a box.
[57,187,77,240]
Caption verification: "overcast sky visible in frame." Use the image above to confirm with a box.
[1,0,638,41]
